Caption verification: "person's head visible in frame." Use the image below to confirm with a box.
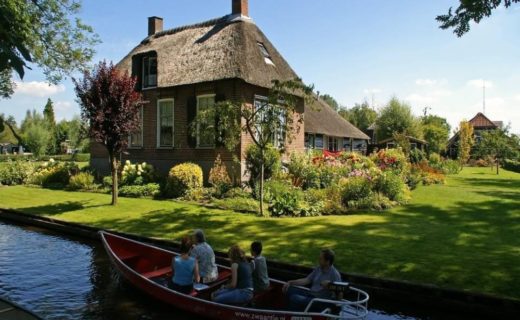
[250,241,262,257]
[319,248,335,269]
[180,236,192,254]
[228,244,246,264]
[192,229,206,244]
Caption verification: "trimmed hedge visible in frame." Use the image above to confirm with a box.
[503,159,520,173]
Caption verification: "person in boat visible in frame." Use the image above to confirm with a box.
[170,236,200,294]
[250,241,269,292]
[211,244,254,305]
[190,229,218,283]
[282,248,341,311]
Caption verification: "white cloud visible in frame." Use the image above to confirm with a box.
[55,101,73,112]
[514,94,520,102]
[13,81,65,97]
[406,89,452,105]
[415,78,437,86]
[363,88,381,94]
[467,79,494,89]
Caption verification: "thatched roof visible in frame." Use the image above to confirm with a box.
[117,15,298,88]
[305,99,370,140]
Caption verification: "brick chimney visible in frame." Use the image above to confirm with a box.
[148,16,163,36]
[232,0,249,17]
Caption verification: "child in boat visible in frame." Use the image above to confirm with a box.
[170,236,200,294]
[211,245,253,305]
[250,241,269,292]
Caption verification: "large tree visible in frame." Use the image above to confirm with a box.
[476,127,519,174]
[192,79,315,216]
[457,120,475,168]
[0,0,99,97]
[20,109,52,157]
[74,61,143,205]
[340,101,378,132]
[0,70,15,98]
[422,115,451,154]
[375,97,422,141]
[43,98,57,154]
[437,0,520,36]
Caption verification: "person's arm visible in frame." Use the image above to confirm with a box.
[194,259,201,283]
[283,270,313,292]
[224,263,238,289]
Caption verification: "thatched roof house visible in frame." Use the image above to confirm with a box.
[305,99,370,153]
[89,0,370,181]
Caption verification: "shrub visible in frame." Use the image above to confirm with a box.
[442,159,460,175]
[165,163,203,198]
[371,148,409,177]
[208,155,232,198]
[422,172,446,185]
[286,152,320,189]
[428,153,442,166]
[121,160,155,186]
[341,177,373,206]
[264,180,320,217]
[0,160,35,185]
[67,172,97,191]
[119,183,161,198]
[102,176,113,188]
[29,161,80,188]
[245,144,281,187]
[409,148,426,164]
[503,159,520,173]
[182,187,212,202]
[375,172,409,203]
[223,187,251,199]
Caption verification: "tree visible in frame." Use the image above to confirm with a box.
[476,128,518,174]
[0,0,99,97]
[0,70,15,98]
[192,79,315,216]
[422,115,451,154]
[74,61,143,205]
[320,94,339,111]
[375,97,422,141]
[20,109,51,157]
[0,114,22,145]
[340,101,378,132]
[457,120,474,169]
[43,98,57,154]
[437,0,520,37]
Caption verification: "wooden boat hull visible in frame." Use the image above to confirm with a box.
[0,297,42,320]
[100,231,367,320]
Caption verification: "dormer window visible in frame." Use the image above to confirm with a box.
[257,42,274,66]
[142,56,157,88]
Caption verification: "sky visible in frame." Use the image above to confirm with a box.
[2,0,519,134]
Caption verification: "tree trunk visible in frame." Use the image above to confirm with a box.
[259,148,265,217]
[496,158,499,175]
[109,152,118,206]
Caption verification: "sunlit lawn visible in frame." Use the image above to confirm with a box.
[0,167,519,300]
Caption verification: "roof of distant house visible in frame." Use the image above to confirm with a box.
[117,15,299,89]
[304,99,370,140]
[468,112,500,129]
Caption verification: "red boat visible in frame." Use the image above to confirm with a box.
[100,231,369,320]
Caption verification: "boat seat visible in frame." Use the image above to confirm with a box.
[142,266,172,279]
[118,252,140,261]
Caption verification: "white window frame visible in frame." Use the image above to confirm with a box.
[156,98,174,149]
[196,94,216,149]
[128,106,144,149]
[142,56,157,90]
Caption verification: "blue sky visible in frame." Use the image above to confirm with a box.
[2,0,519,133]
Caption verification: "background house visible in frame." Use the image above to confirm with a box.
[304,100,370,154]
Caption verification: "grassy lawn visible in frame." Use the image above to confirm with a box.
[0,167,519,300]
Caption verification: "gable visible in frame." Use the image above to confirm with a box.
[469,112,498,129]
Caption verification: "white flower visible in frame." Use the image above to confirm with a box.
[141,162,147,169]
[49,158,55,163]
[125,160,131,165]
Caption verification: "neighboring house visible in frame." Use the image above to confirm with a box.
[0,143,21,155]
[376,136,428,151]
[304,99,370,154]
[447,112,502,158]
[90,0,305,181]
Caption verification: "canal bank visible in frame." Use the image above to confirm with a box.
[0,209,518,319]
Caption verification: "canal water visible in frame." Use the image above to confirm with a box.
[0,221,466,320]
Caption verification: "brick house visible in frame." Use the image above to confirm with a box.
[90,0,366,181]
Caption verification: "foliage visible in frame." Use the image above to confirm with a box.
[245,144,281,188]
[0,0,99,90]
[74,60,143,205]
[421,115,450,154]
[457,120,475,168]
[121,160,155,186]
[442,159,461,175]
[412,161,446,186]
[375,172,410,203]
[55,116,89,153]
[67,172,97,191]
[0,69,15,99]
[29,160,80,188]
[320,93,339,110]
[264,180,321,217]
[21,110,52,157]
[339,101,378,132]
[503,159,520,173]
[208,154,232,198]
[119,183,161,198]
[375,98,422,141]
[371,148,410,177]
[392,132,412,155]
[409,148,427,164]
[165,163,203,198]
[0,160,34,185]
[437,0,520,37]
[43,98,57,154]
[341,177,373,208]
[286,152,320,189]
[475,128,519,174]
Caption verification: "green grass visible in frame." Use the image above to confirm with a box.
[0,167,519,300]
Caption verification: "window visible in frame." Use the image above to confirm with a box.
[315,134,324,149]
[254,96,286,148]
[410,143,418,150]
[386,142,395,148]
[353,139,366,151]
[328,136,340,152]
[343,138,352,151]
[143,56,157,88]
[257,42,275,66]
[129,107,144,148]
[157,99,174,148]
[305,133,315,149]
[197,95,216,148]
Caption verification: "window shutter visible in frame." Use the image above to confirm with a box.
[215,94,226,147]
[187,96,197,148]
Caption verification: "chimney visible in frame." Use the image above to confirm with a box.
[148,16,163,36]
[232,0,249,17]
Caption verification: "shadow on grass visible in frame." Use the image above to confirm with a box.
[19,201,108,216]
